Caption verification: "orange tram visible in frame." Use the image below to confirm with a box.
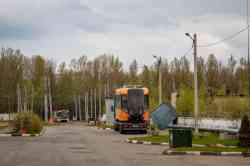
[112,85,150,133]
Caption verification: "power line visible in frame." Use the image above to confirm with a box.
[183,45,194,56]
[198,25,249,48]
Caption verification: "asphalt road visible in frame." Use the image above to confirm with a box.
[0,123,249,166]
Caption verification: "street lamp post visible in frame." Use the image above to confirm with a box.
[153,55,162,105]
[185,33,199,133]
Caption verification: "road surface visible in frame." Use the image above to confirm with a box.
[0,123,249,166]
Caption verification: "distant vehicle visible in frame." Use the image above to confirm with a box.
[113,85,150,133]
[54,110,69,122]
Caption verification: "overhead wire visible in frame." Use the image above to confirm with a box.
[183,44,194,56]
[198,25,250,48]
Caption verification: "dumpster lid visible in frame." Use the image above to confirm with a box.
[151,103,177,130]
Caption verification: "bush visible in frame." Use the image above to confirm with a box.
[239,115,250,147]
[176,87,194,115]
[13,112,43,134]
[176,86,206,116]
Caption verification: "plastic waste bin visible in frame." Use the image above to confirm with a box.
[169,128,192,148]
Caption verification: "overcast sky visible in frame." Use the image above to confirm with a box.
[0,0,249,68]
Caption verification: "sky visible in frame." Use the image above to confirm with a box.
[0,0,249,69]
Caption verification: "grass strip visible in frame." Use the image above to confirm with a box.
[174,147,250,152]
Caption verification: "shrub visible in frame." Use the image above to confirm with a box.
[176,87,194,115]
[239,115,250,147]
[13,112,43,134]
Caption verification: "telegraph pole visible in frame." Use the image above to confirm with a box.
[85,93,88,121]
[17,83,22,113]
[193,34,199,133]
[74,95,78,121]
[247,0,250,96]
[94,88,97,124]
[98,70,102,120]
[185,33,199,133]
[48,77,53,121]
[44,77,48,122]
[153,55,162,105]
[78,95,82,121]
[158,57,162,105]
[90,89,93,120]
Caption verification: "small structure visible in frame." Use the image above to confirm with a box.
[105,97,114,126]
[171,92,178,109]
[151,103,177,130]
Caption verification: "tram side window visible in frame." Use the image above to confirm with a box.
[115,95,122,108]
[144,95,149,109]
[121,95,128,109]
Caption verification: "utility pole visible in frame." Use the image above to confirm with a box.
[23,86,27,112]
[31,84,34,112]
[194,34,199,133]
[94,88,97,124]
[44,77,48,122]
[74,95,78,121]
[48,77,53,121]
[153,55,162,105]
[85,93,88,121]
[247,0,250,96]
[90,89,93,120]
[98,70,102,120]
[78,95,82,121]
[158,57,162,105]
[185,33,199,133]
[17,83,22,113]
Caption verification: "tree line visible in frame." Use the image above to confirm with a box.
[0,47,249,119]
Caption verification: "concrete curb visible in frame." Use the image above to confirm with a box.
[0,134,12,137]
[0,127,46,137]
[162,149,250,157]
[125,139,169,146]
[96,127,112,130]
[126,139,241,150]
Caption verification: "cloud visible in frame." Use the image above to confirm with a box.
[0,0,248,68]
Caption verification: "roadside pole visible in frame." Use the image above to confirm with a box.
[153,55,162,105]
[78,95,82,121]
[85,93,89,122]
[90,89,93,120]
[94,88,97,124]
[158,57,162,105]
[247,0,250,97]
[44,77,48,122]
[194,34,199,133]
[185,33,199,133]
[17,83,22,113]
[98,70,102,120]
[74,95,78,121]
[48,77,53,121]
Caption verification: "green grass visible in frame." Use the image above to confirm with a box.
[192,133,239,146]
[129,132,238,146]
[129,135,169,143]
[174,147,250,152]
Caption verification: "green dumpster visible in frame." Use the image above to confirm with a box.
[169,128,192,148]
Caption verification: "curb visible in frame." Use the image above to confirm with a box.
[96,127,112,130]
[125,139,169,146]
[126,139,241,149]
[162,150,250,157]
[0,127,46,137]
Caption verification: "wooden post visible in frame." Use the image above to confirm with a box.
[78,95,82,121]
